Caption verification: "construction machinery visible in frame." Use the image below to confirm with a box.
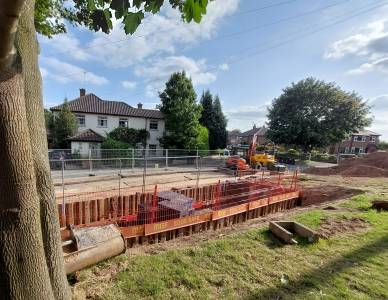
[227,132,276,170]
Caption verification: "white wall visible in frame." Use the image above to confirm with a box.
[76,113,165,148]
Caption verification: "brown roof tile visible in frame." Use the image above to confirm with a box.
[68,129,105,142]
[51,93,164,119]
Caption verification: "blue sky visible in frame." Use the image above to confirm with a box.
[40,0,388,140]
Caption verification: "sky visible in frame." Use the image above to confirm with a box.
[40,0,388,140]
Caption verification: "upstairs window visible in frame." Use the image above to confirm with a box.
[371,136,376,143]
[97,116,107,128]
[150,120,158,130]
[361,136,367,142]
[76,114,85,127]
[119,118,128,127]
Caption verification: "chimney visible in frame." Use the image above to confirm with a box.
[253,124,256,129]
[137,102,143,109]
[80,88,86,97]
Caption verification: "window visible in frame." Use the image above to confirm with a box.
[345,147,349,154]
[97,116,107,127]
[371,136,376,143]
[353,136,358,141]
[351,147,355,154]
[119,118,128,127]
[149,120,158,130]
[76,114,85,127]
[359,147,363,153]
[361,136,367,142]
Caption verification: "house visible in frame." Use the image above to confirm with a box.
[236,125,269,145]
[50,89,165,153]
[329,130,381,155]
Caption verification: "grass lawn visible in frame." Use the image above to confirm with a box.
[75,192,388,300]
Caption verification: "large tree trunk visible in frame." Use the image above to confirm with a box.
[0,0,70,299]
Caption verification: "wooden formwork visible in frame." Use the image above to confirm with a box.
[59,174,301,247]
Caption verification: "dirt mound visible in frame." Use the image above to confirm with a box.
[306,152,388,177]
[317,217,369,238]
[301,185,363,206]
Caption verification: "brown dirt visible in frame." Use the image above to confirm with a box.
[301,185,363,206]
[306,152,388,177]
[316,217,369,238]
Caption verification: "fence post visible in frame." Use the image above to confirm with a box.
[165,149,168,170]
[131,148,135,172]
[61,158,65,223]
[88,149,93,176]
[196,149,199,171]
[118,159,122,198]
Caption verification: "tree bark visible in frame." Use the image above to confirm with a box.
[0,0,70,299]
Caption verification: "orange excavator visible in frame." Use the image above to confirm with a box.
[226,132,276,170]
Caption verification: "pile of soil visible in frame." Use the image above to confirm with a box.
[301,185,363,206]
[317,217,369,238]
[307,152,388,177]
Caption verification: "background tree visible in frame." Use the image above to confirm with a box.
[199,91,227,149]
[196,124,210,150]
[103,127,150,149]
[52,100,77,149]
[44,108,54,131]
[212,95,227,149]
[0,1,209,298]
[159,71,202,149]
[266,78,371,152]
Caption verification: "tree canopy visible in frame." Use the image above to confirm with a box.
[266,78,372,152]
[159,71,202,149]
[35,0,210,37]
[103,127,150,149]
[52,100,77,148]
[199,90,227,149]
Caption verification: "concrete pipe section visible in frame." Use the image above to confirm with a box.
[62,224,126,274]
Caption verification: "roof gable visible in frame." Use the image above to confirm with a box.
[69,129,105,142]
[51,93,164,119]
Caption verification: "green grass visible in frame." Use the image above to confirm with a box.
[86,194,388,300]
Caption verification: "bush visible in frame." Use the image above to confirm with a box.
[101,138,129,149]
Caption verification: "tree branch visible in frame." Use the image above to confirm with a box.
[0,0,26,71]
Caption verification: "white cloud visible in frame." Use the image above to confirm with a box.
[348,57,388,75]
[40,33,92,61]
[40,67,48,78]
[46,0,239,68]
[41,57,109,85]
[219,63,229,71]
[121,80,137,90]
[368,95,388,140]
[224,106,268,131]
[135,55,217,96]
[325,19,387,59]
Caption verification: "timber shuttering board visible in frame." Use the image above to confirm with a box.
[59,182,300,247]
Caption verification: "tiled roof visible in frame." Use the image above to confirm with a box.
[239,126,267,137]
[51,93,164,119]
[68,129,105,142]
[353,130,381,136]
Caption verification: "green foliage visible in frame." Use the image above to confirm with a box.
[212,96,227,149]
[107,127,149,148]
[101,137,129,149]
[377,140,388,150]
[199,90,228,150]
[52,99,77,148]
[44,109,54,131]
[35,0,209,38]
[196,125,209,150]
[267,78,371,152]
[159,71,202,149]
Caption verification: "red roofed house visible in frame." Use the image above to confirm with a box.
[51,89,165,154]
[329,130,381,155]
